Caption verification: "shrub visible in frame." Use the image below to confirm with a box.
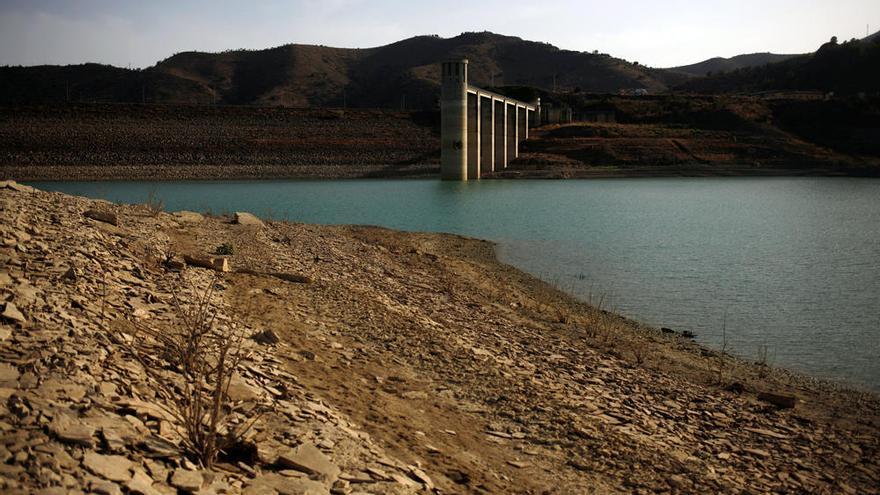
[124,274,260,468]
[215,243,234,255]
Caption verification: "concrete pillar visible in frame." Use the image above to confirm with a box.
[480,96,494,174]
[506,102,516,166]
[533,97,542,127]
[466,92,479,180]
[494,99,505,171]
[441,59,468,180]
[518,106,527,148]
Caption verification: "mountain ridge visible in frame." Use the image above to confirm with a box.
[667,52,800,77]
[0,32,683,108]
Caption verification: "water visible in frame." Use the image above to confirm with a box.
[32,178,880,391]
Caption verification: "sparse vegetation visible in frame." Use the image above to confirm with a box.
[215,243,235,255]
[145,190,164,217]
[124,274,261,468]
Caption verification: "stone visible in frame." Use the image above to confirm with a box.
[139,435,180,458]
[234,212,264,227]
[117,399,177,422]
[165,257,186,271]
[743,447,771,459]
[182,254,229,273]
[127,469,160,495]
[277,442,341,482]
[252,329,281,345]
[0,363,19,387]
[173,211,204,223]
[401,390,428,400]
[82,452,134,482]
[1,180,35,193]
[408,466,434,489]
[0,326,10,341]
[61,267,78,282]
[758,392,797,409]
[226,373,260,402]
[49,413,96,448]
[170,469,203,493]
[84,210,119,226]
[1,302,25,324]
[243,473,327,495]
[90,479,123,495]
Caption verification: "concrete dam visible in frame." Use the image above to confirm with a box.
[440,59,539,180]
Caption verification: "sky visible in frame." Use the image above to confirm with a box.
[0,0,878,69]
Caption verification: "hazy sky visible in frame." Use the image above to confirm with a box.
[1,0,878,68]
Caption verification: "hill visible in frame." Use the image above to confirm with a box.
[0,32,676,109]
[677,35,880,94]
[668,53,798,78]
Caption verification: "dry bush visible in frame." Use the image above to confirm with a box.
[144,190,164,217]
[125,273,261,468]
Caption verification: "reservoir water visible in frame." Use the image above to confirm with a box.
[33,178,880,391]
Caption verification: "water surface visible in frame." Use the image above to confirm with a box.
[34,178,880,391]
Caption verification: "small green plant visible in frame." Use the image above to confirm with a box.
[215,243,235,255]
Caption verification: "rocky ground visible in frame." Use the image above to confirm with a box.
[502,122,879,179]
[0,181,878,494]
[0,105,440,180]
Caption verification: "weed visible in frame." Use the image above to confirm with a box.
[145,189,165,217]
[215,243,235,256]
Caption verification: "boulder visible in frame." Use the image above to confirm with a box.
[234,212,264,227]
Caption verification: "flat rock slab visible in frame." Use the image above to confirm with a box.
[83,452,134,482]
[171,469,204,493]
[234,211,264,227]
[277,443,340,482]
[83,209,119,226]
[243,473,328,495]
[0,180,35,193]
[0,363,20,387]
[49,413,96,447]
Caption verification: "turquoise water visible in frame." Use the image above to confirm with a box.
[33,178,880,391]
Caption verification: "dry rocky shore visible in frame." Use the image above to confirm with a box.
[0,181,878,494]
[0,105,439,180]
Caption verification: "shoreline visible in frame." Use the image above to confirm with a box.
[1,181,878,493]
[4,164,878,182]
